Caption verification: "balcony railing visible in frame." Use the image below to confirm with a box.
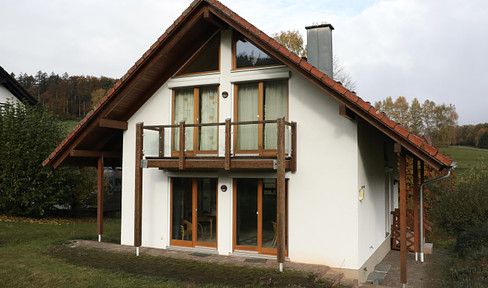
[137,118,296,171]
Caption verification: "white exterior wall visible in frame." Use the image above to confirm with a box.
[120,28,390,272]
[358,120,390,266]
[0,85,20,105]
[287,70,359,269]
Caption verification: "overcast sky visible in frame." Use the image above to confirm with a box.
[1,0,486,124]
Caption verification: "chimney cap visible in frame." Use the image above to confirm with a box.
[305,23,335,30]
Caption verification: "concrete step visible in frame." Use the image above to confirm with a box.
[424,242,433,254]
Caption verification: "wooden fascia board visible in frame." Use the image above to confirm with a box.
[70,150,120,158]
[99,119,128,130]
[102,5,208,120]
[206,5,446,170]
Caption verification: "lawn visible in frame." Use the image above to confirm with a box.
[0,216,334,288]
[438,146,488,178]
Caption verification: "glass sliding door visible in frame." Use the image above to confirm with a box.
[233,178,287,255]
[171,178,217,248]
[235,80,287,154]
[172,86,219,155]
[236,83,259,151]
[263,80,287,150]
[173,89,195,153]
[198,87,218,152]
[235,179,258,248]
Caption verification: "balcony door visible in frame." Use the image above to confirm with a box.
[172,86,218,155]
[233,178,287,255]
[234,80,287,154]
[171,178,217,248]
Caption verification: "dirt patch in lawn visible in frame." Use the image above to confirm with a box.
[47,244,336,287]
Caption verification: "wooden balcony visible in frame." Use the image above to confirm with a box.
[136,118,296,171]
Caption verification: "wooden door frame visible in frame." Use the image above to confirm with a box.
[233,81,289,156]
[232,178,288,255]
[171,87,220,157]
[169,177,218,248]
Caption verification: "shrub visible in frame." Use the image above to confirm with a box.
[0,101,78,217]
[429,163,488,234]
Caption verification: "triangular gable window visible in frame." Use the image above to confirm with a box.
[234,33,280,69]
[178,34,220,75]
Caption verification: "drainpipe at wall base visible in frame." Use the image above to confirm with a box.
[419,162,456,263]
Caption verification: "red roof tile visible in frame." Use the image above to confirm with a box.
[44,0,453,170]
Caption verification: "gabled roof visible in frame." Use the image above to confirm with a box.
[43,0,453,171]
[0,66,37,105]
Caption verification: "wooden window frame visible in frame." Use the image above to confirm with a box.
[233,80,289,156]
[232,32,281,71]
[171,86,220,157]
[176,33,221,77]
[232,178,288,256]
[169,178,218,249]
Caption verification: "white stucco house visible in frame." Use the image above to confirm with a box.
[0,66,37,107]
[44,0,454,284]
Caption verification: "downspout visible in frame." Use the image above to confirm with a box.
[419,162,456,262]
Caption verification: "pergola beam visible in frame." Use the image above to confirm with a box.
[70,150,120,158]
[99,119,128,130]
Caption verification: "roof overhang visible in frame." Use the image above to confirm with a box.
[43,0,453,171]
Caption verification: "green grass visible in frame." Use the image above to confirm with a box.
[0,217,332,288]
[58,120,80,136]
[438,146,488,178]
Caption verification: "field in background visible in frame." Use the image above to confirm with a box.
[438,146,488,178]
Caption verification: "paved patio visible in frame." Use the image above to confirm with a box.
[73,240,434,287]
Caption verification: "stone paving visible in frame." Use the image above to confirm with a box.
[73,240,431,287]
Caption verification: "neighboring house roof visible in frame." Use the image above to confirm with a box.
[0,66,37,105]
[42,0,453,170]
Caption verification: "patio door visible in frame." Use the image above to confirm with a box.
[233,178,287,255]
[172,86,219,155]
[234,80,288,154]
[170,178,217,248]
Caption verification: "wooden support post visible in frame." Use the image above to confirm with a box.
[225,119,231,170]
[179,121,185,170]
[159,128,164,158]
[97,155,104,242]
[276,117,286,268]
[134,123,144,250]
[421,160,425,246]
[413,158,420,258]
[291,122,297,172]
[400,153,407,285]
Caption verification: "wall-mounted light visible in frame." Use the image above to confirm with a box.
[222,91,229,99]
[220,185,228,192]
[359,185,365,201]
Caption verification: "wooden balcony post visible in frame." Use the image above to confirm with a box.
[400,153,407,285]
[225,118,231,170]
[413,158,420,259]
[276,117,286,270]
[97,155,104,242]
[159,128,164,158]
[134,122,144,253]
[291,122,297,172]
[179,121,185,170]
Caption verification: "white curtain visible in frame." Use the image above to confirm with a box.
[173,88,194,151]
[237,83,259,150]
[199,87,218,151]
[264,80,287,149]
